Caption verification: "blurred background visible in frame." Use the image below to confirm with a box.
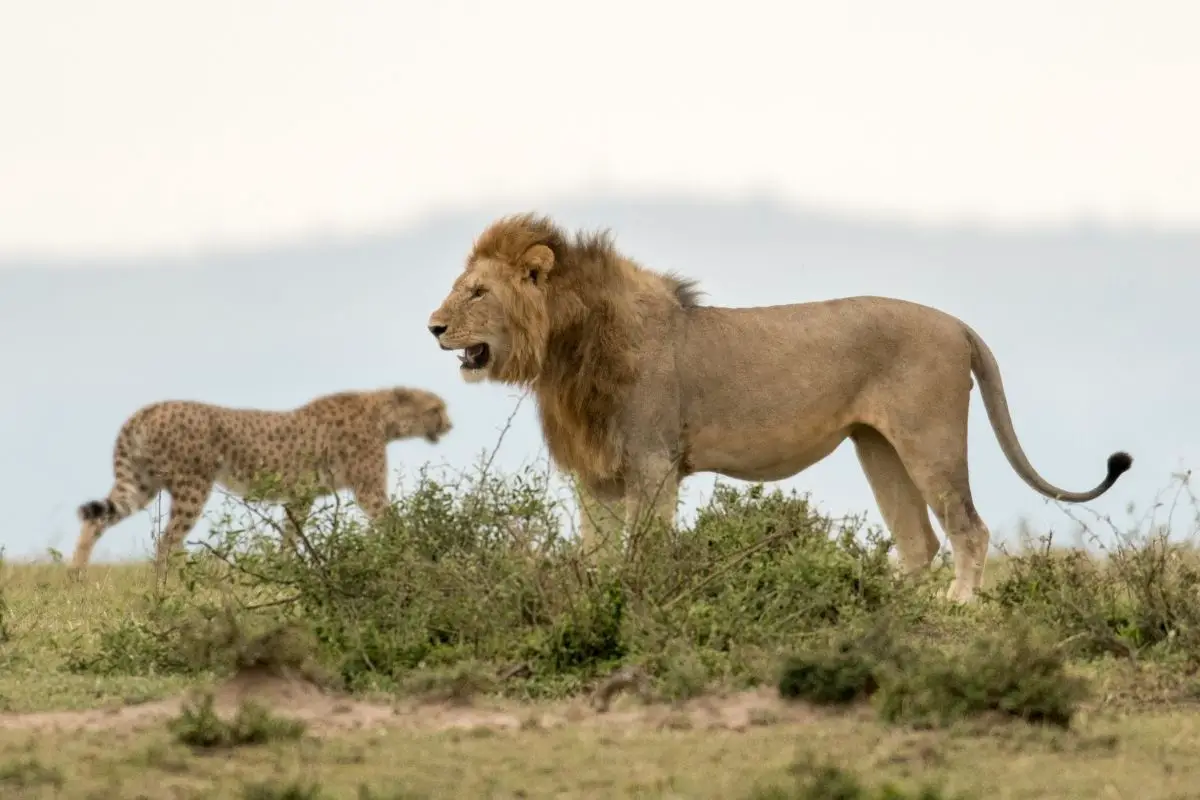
[1,0,1196,562]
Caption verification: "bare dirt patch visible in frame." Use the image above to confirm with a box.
[0,667,821,739]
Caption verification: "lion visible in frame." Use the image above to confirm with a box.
[425,212,1132,603]
[71,386,453,583]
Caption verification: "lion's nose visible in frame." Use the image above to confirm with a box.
[428,324,447,338]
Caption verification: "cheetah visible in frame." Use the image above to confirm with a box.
[70,386,453,583]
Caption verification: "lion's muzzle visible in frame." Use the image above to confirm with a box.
[458,343,490,371]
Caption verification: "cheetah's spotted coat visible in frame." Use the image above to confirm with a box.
[71,387,452,582]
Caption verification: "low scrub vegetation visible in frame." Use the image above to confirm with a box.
[169,693,307,749]
[57,458,1200,732]
[777,619,1089,730]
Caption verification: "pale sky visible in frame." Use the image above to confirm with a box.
[2,0,1198,259]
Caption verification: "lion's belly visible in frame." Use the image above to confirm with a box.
[686,426,851,482]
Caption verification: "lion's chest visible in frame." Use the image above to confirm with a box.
[535,393,623,483]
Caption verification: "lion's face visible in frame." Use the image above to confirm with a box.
[427,251,552,385]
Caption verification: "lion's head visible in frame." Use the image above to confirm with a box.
[380,387,452,443]
[427,212,704,480]
[427,213,700,385]
[425,213,567,385]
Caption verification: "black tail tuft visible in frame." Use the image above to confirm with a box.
[78,499,115,523]
[1106,451,1134,481]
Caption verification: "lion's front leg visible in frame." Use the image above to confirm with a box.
[622,455,681,560]
[575,476,626,566]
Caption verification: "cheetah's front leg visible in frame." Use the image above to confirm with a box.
[347,453,395,529]
[350,483,393,525]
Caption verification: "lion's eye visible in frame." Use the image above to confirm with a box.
[470,287,486,300]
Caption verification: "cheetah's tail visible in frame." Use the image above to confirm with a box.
[78,493,140,524]
[78,498,118,523]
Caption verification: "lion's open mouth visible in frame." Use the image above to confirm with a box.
[458,343,491,372]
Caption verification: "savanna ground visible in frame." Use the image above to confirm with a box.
[2,453,1199,799]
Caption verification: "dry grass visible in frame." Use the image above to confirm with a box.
[0,689,1195,799]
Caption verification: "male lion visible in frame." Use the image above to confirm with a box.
[426,213,1132,603]
[71,386,452,584]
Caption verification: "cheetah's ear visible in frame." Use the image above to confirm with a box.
[521,244,555,286]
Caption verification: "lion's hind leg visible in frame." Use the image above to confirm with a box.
[851,426,941,574]
[879,423,990,605]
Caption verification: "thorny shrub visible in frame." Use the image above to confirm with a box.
[68,460,927,697]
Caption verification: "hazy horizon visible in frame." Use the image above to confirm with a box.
[2,193,1195,564]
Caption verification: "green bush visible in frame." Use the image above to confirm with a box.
[776,624,895,706]
[982,471,1200,663]
[874,623,1089,730]
[74,458,1193,712]
[169,693,306,749]
[76,463,914,698]
[778,620,1088,730]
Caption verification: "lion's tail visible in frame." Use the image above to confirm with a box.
[964,324,1132,503]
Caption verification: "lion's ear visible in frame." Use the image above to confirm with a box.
[521,244,555,285]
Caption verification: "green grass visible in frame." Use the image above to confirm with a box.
[0,562,207,712]
[0,462,1196,797]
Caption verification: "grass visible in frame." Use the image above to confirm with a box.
[0,461,1197,797]
[168,694,307,749]
[0,701,1196,798]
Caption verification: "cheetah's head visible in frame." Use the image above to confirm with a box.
[384,388,452,444]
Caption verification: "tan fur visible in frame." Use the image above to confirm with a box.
[70,387,452,584]
[427,213,1133,604]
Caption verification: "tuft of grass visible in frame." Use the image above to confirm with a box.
[746,753,968,799]
[354,787,429,800]
[777,624,896,706]
[241,779,327,800]
[169,692,307,749]
[0,756,65,789]
[396,661,496,705]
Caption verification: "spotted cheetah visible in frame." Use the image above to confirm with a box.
[71,386,453,582]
